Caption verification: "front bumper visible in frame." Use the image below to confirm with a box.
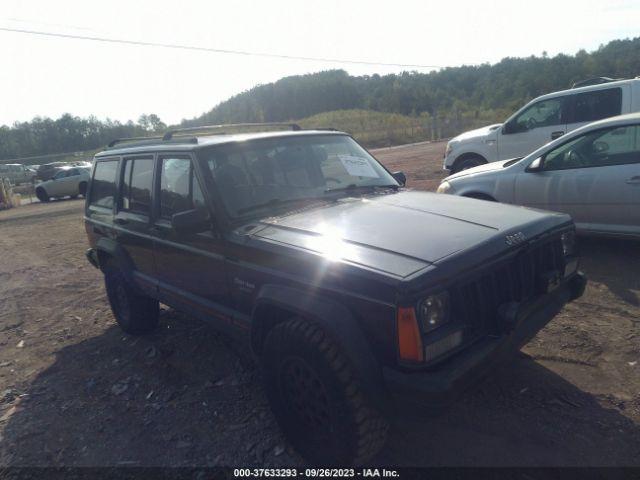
[383,271,586,408]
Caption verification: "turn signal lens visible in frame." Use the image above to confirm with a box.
[397,307,424,363]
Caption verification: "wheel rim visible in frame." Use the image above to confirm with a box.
[113,281,131,324]
[279,356,331,433]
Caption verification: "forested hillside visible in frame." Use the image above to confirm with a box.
[184,37,640,126]
[2,37,638,160]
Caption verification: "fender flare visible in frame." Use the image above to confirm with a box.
[251,284,392,413]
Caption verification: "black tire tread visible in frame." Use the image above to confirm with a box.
[103,261,159,335]
[264,318,388,465]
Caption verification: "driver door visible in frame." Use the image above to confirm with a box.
[498,96,569,160]
[515,124,640,234]
[151,154,233,314]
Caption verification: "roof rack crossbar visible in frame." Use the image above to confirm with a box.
[571,77,620,89]
[162,122,301,141]
[108,135,164,148]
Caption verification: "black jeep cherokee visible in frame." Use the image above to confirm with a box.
[84,124,586,465]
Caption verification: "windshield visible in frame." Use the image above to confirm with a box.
[199,134,398,218]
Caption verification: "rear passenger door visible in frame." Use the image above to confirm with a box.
[61,168,82,196]
[565,86,625,133]
[152,155,232,315]
[113,156,156,287]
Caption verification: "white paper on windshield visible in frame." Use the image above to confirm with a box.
[338,155,379,178]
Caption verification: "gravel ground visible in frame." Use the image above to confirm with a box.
[0,141,639,467]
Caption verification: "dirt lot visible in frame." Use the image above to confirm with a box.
[1,141,639,467]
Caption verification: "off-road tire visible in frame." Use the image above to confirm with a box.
[36,187,49,203]
[262,318,388,465]
[104,261,159,335]
[451,155,485,173]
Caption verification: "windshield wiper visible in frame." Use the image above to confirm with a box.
[324,183,399,194]
[237,196,324,215]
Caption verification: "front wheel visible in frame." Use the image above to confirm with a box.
[79,182,87,197]
[104,262,159,335]
[35,187,50,203]
[451,156,485,174]
[262,318,388,465]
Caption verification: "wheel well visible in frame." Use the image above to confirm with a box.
[463,192,496,202]
[251,303,298,355]
[452,153,487,170]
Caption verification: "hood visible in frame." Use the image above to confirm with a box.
[445,157,521,181]
[450,123,501,144]
[251,191,568,279]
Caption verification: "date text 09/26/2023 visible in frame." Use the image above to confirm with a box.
[233,468,400,478]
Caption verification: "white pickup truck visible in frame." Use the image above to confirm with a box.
[443,77,640,173]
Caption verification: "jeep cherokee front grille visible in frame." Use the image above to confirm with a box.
[450,237,565,336]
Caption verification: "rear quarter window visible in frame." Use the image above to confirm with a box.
[90,160,118,209]
[571,87,622,123]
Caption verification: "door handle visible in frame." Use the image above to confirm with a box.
[551,131,565,140]
[626,176,640,185]
[114,218,129,225]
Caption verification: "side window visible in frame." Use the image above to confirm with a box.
[543,125,640,171]
[121,157,154,215]
[159,156,205,218]
[571,88,622,123]
[511,97,565,133]
[53,170,67,180]
[90,160,118,208]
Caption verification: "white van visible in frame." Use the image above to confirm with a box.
[443,77,640,173]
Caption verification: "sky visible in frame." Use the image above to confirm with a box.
[1,0,638,127]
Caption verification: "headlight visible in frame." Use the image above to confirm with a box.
[561,230,576,256]
[419,292,450,333]
[436,181,452,194]
[445,142,456,157]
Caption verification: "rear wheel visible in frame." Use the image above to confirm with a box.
[262,318,388,465]
[104,262,159,335]
[451,155,485,173]
[35,187,49,203]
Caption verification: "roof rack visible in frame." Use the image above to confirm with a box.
[106,122,303,150]
[162,122,301,140]
[108,135,164,148]
[571,77,620,89]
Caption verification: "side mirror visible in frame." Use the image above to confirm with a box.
[527,157,543,172]
[392,171,407,186]
[502,121,514,135]
[171,208,210,234]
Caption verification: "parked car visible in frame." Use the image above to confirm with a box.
[36,162,68,181]
[0,163,36,185]
[437,113,640,238]
[443,77,640,173]
[84,124,585,465]
[35,166,90,202]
